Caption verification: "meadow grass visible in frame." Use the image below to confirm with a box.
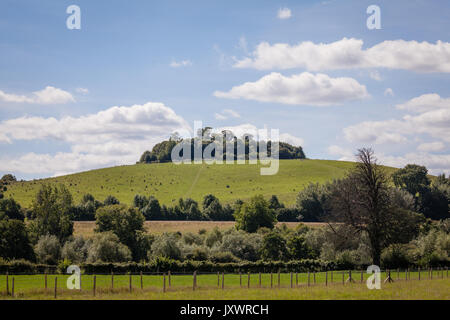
[1,270,448,300]
[5,159,361,208]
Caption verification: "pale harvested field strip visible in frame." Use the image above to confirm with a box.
[73,221,327,237]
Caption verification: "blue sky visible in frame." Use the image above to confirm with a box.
[0,0,449,179]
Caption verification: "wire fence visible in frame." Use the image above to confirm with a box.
[1,267,448,298]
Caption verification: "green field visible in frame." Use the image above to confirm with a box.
[1,270,448,300]
[4,159,367,208]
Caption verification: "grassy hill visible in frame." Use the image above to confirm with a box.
[5,159,393,209]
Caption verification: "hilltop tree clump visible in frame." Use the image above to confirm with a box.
[138,128,306,163]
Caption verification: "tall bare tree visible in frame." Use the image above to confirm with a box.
[328,148,395,266]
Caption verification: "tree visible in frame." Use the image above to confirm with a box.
[95,204,146,261]
[104,195,120,206]
[328,148,419,266]
[295,183,329,222]
[0,198,24,221]
[141,197,163,220]
[287,234,313,260]
[0,219,34,260]
[234,195,277,233]
[268,195,284,210]
[392,164,431,210]
[28,184,74,243]
[261,231,288,261]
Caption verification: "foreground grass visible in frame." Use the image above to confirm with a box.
[2,271,448,300]
[5,159,359,208]
[73,221,326,237]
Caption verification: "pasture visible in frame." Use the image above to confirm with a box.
[1,269,448,300]
[4,159,359,208]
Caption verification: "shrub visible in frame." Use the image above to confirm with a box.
[34,235,61,265]
[0,219,34,261]
[381,244,414,269]
[87,232,132,263]
[150,233,182,260]
[205,227,223,247]
[261,232,289,261]
[61,236,89,264]
[220,230,263,261]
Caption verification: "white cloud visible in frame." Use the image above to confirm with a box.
[214,72,369,106]
[333,93,450,175]
[76,87,89,95]
[215,109,241,120]
[277,8,292,20]
[369,70,382,81]
[0,102,191,175]
[0,86,75,104]
[396,93,450,113]
[234,38,450,73]
[417,141,445,152]
[170,60,192,68]
[384,88,394,96]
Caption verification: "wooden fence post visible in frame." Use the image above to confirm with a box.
[296,272,298,287]
[259,272,261,288]
[270,272,273,288]
[168,271,171,287]
[129,274,132,293]
[11,277,14,298]
[221,272,224,290]
[163,273,166,293]
[140,271,143,290]
[290,272,293,288]
[342,272,345,285]
[397,268,399,280]
[247,272,250,288]
[277,270,280,288]
[418,267,420,280]
[325,271,328,286]
[331,270,333,283]
[313,272,316,285]
[405,269,408,281]
[430,267,433,279]
[44,272,47,291]
[307,271,310,287]
[54,277,57,299]
[193,271,197,291]
[111,272,114,289]
[239,271,242,288]
[217,272,220,288]
[6,272,9,295]
[93,275,96,297]
[360,270,363,283]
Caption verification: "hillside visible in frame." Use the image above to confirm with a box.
[5,159,391,209]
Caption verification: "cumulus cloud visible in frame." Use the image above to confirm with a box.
[0,86,75,104]
[384,88,394,97]
[333,93,450,175]
[214,72,369,106]
[396,93,450,112]
[277,8,292,19]
[170,60,192,68]
[417,141,445,152]
[76,87,89,95]
[214,109,241,120]
[0,102,191,175]
[234,38,450,73]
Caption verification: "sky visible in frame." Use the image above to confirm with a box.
[0,0,449,179]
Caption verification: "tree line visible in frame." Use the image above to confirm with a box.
[138,128,306,164]
[0,148,448,270]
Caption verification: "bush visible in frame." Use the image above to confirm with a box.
[34,235,61,265]
[150,233,182,260]
[61,236,89,264]
[205,227,222,247]
[87,232,132,263]
[261,232,288,261]
[220,230,263,261]
[381,244,414,269]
